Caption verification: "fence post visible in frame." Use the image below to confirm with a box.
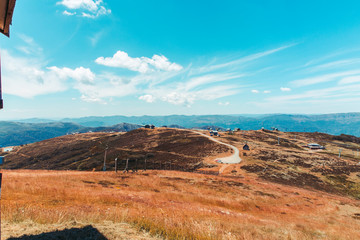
[124,158,129,173]
[144,157,147,171]
[115,158,117,173]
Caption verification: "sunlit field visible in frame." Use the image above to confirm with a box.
[2,169,360,239]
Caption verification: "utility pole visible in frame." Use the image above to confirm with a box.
[103,145,108,171]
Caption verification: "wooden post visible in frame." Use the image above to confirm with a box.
[103,145,108,171]
[144,156,147,171]
[115,158,118,173]
[124,158,129,173]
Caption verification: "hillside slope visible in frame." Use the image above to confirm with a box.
[3,128,229,171]
[214,129,360,199]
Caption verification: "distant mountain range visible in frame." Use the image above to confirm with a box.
[1,113,360,147]
[0,122,141,147]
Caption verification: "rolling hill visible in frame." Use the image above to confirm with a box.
[3,128,229,171]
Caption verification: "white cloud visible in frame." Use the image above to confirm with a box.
[251,89,259,93]
[48,66,95,84]
[80,94,107,104]
[218,101,230,106]
[82,6,111,18]
[139,94,155,103]
[145,55,183,72]
[63,10,76,15]
[3,47,135,103]
[263,90,271,93]
[95,50,183,73]
[280,87,291,92]
[2,50,67,98]
[57,0,111,18]
[72,72,139,104]
[161,92,193,106]
[95,51,150,73]
[1,50,97,98]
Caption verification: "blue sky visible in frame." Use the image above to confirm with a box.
[1,0,360,119]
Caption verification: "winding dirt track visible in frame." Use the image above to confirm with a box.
[192,131,241,164]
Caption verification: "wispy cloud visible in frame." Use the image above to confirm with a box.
[280,87,291,92]
[194,43,297,74]
[89,31,104,46]
[267,84,360,102]
[339,75,360,85]
[183,73,245,91]
[16,34,43,56]
[309,58,360,72]
[291,70,360,87]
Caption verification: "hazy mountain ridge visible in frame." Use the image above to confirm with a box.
[0,121,141,147]
[2,113,360,147]
[62,113,360,135]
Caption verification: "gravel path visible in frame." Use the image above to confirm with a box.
[193,131,241,164]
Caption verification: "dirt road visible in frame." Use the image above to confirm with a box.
[193,131,241,164]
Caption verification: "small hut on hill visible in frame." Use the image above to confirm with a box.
[243,144,250,151]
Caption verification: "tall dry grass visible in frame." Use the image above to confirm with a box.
[1,169,360,239]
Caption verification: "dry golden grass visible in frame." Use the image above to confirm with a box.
[2,169,360,239]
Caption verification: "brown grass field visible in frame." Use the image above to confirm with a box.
[2,128,360,239]
[2,169,360,239]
